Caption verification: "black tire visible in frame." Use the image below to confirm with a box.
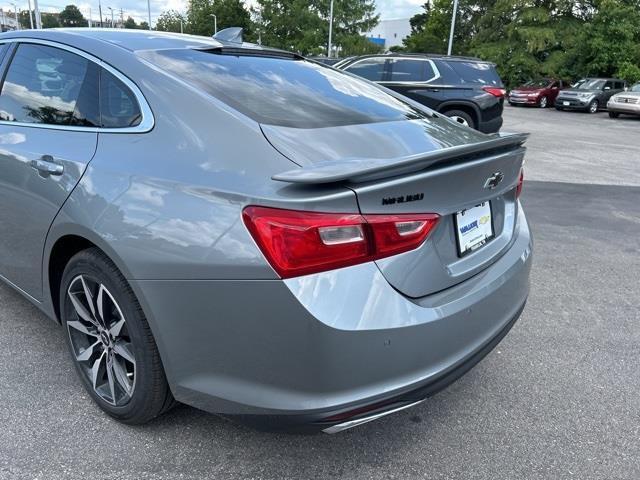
[587,99,599,113]
[555,106,564,111]
[538,96,548,108]
[443,109,476,129]
[60,247,175,424]
[609,111,620,118]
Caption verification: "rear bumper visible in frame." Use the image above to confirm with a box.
[132,207,532,431]
[477,114,503,133]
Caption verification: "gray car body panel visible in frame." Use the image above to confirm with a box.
[0,29,532,425]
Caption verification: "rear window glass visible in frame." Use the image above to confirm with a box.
[140,49,429,128]
[447,61,502,86]
[344,57,386,81]
[388,59,435,82]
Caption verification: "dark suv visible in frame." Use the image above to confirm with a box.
[555,78,627,113]
[335,54,506,133]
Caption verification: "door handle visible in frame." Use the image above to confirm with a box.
[30,155,64,177]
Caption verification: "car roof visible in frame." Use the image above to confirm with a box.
[582,77,625,81]
[343,53,494,65]
[0,28,279,54]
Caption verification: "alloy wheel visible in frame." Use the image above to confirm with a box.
[66,275,136,406]
[589,100,599,113]
[539,96,548,108]
[450,116,469,127]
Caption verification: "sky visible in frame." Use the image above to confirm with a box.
[1,0,424,27]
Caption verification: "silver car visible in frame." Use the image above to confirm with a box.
[607,83,640,118]
[0,29,532,432]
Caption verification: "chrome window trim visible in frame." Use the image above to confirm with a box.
[0,38,154,134]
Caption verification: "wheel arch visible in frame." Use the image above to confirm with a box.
[437,101,480,126]
[44,225,136,324]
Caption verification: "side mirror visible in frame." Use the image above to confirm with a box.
[604,86,611,91]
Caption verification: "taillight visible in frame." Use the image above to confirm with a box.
[483,86,507,98]
[242,206,439,278]
[516,169,524,198]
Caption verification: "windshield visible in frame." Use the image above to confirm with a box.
[577,79,605,90]
[523,79,551,88]
[631,83,640,92]
[140,49,430,129]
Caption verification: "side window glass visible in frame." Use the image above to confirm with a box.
[0,43,98,126]
[100,68,142,128]
[388,59,433,82]
[604,81,614,90]
[615,82,624,90]
[345,58,386,81]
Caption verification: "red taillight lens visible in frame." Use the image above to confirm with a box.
[242,206,439,278]
[516,169,524,198]
[483,86,507,98]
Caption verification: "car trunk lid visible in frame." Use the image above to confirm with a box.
[263,118,527,297]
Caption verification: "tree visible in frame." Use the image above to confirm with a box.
[18,10,34,29]
[186,0,252,37]
[156,10,186,33]
[59,4,87,27]
[139,21,150,30]
[255,0,378,56]
[42,13,60,28]
[123,16,138,29]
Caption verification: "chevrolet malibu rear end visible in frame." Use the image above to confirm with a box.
[0,30,532,433]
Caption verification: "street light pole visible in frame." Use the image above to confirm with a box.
[211,14,217,34]
[98,0,102,27]
[10,2,18,29]
[27,0,33,28]
[447,0,458,56]
[327,0,334,58]
[32,0,40,28]
[146,0,151,29]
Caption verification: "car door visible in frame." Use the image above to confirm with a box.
[381,58,442,109]
[0,41,99,300]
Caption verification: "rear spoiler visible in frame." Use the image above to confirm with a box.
[272,132,529,184]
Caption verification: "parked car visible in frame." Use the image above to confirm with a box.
[307,56,344,66]
[0,29,532,432]
[336,54,506,133]
[607,83,640,118]
[555,78,626,113]
[508,78,568,108]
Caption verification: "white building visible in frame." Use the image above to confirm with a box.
[365,18,411,50]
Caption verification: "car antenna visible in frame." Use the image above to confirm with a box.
[213,27,244,44]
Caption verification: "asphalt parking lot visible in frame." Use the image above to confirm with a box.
[1,105,639,480]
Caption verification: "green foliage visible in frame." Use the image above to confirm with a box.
[403,0,640,87]
[186,0,252,37]
[155,10,186,33]
[255,0,378,56]
[42,13,61,29]
[123,16,138,29]
[58,5,87,27]
[617,62,640,84]
[139,21,150,30]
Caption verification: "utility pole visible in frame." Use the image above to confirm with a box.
[146,0,151,29]
[88,7,92,27]
[119,8,123,28]
[327,0,334,58]
[179,18,183,33]
[32,0,41,28]
[98,0,103,27]
[447,0,459,56]
[27,0,33,28]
